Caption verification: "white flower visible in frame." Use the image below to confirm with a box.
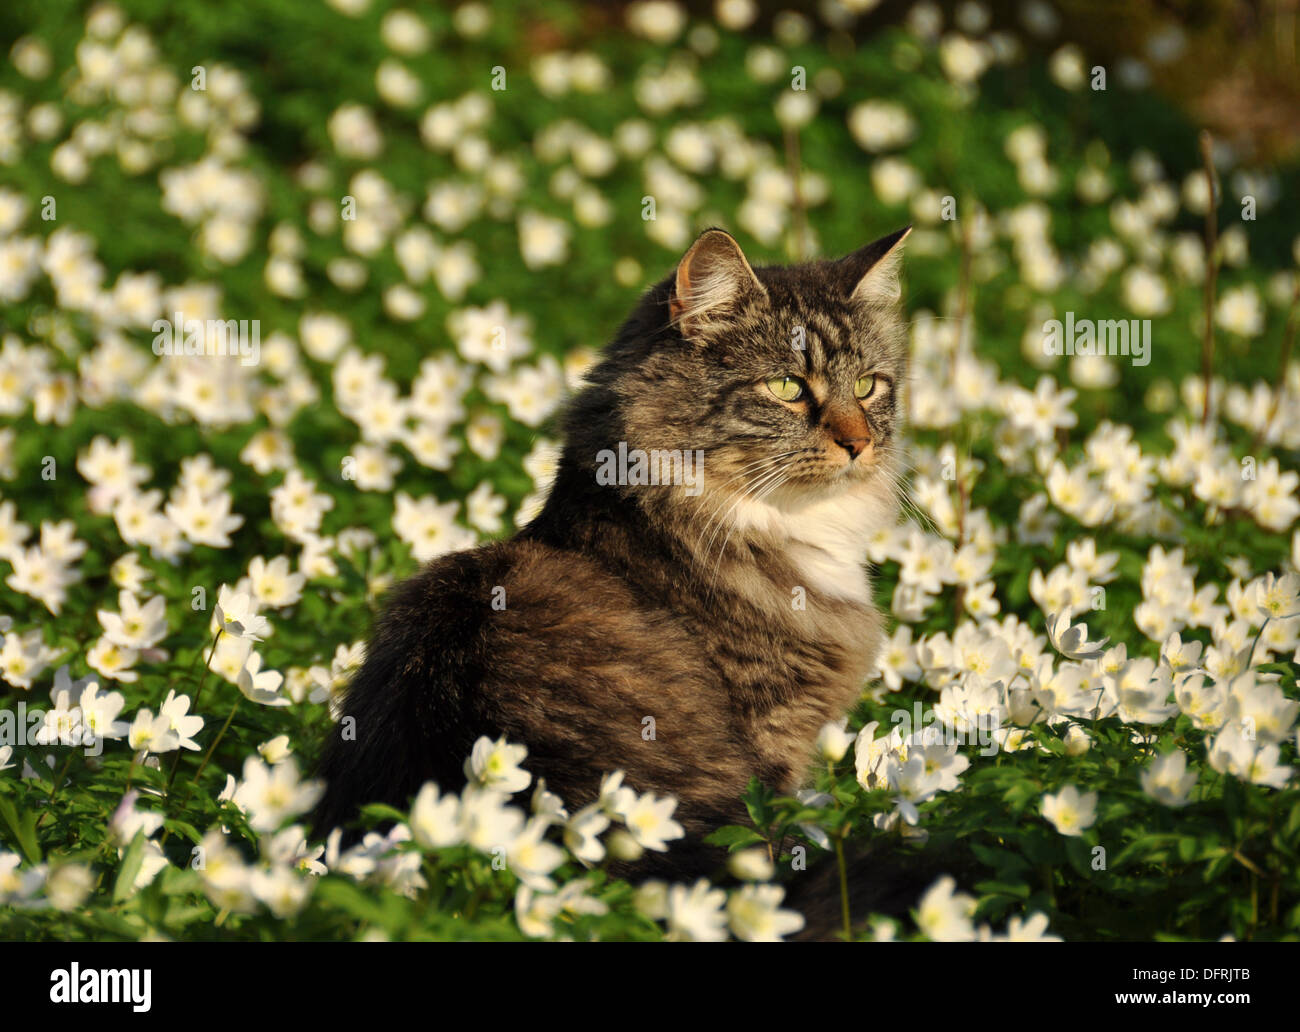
[665,879,728,941]
[940,34,991,84]
[463,735,531,794]
[848,100,916,153]
[1003,912,1063,942]
[237,652,290,707]
[410,782,462,849]
[727,848,775,882]
[1255,572,1300,622]
[247,555,306,609]
[1208,724,1293,788]
[507,816,566,891]
[1140,750,1198,808]
[257,735,293,765]
[393,492,475,562]
[625,0,687,44]
[250,864,313,918]
[213,585,270,641]
[517,210,570,269]
[232,757,324,833]
[127,708,180,755]
[563,803,610,866]
[1045,608,1109,660]
[815,718,856,762]
[1215,285,1263,337]
[1222,671,1299,745]
[97,591,167,649]
[86,637,139,683]
[1040,784,1097,836]
[916,876,977,941]
[615,790,684,852]
[80,682,128,742]
[726,883,804,941]
[514,885,560,938]
[160,690,204,750]
[459,785,526,853]
[46,863,94,911]
[108,789,165,848]
[598,770,637,816]
[328,103,383,159]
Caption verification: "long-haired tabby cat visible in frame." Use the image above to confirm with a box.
[314,226,947,931]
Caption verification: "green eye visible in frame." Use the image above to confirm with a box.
[766,376,804,402]
[854,374,877,399]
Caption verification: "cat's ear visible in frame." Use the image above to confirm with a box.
[669,228,766,340]
[840,226,911,306]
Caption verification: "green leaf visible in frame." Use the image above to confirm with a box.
[113,831,148,903]
[1064,836,1098,877]
[742,777,774,829]
[974,880,1030,900]
[161,818,203,846]
[970,842,1033,877]
[315,878,404,929]
[0,796,41,864]
[1285,799,1300,840]
[359,802,410,824]
[703,825,765,850]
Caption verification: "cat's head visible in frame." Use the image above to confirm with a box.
[605,227,910,510]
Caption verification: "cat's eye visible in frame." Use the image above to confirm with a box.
[766,376,805,402]
[854,374,878,399]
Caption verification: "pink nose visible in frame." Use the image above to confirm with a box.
[835,435,869,459]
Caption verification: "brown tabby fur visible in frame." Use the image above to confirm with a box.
[314,226,914,889]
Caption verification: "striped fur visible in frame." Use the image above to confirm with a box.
[314,228,912,890]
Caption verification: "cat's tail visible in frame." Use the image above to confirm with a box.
[310,562,489,843]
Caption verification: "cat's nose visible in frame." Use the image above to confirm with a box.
[825,406,871,461]
[835,435,869,460]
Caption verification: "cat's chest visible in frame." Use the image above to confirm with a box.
[731,483,889,605]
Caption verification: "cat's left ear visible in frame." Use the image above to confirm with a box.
[669,228,766,340]
[840,226,911,306]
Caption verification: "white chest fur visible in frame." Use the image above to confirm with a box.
[730,480,893,604]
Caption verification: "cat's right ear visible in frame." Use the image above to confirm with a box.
[669,229,766,341]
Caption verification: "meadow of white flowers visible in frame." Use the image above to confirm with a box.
[0,0,1297,941]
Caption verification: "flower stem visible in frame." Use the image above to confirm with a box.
[165,629,223,792]
[190,628,225,712]
[191,697,241,789]
[1246,615,1270,671]
[835,831,851,940]
[1197,130,1218,426]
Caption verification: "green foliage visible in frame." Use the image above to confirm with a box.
[0,0,1296,941]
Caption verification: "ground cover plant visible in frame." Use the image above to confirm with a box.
[0,0,1298,941]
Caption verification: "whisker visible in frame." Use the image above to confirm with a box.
[696,461,790,573]
[705,467,791,602]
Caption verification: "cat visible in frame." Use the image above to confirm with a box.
[312,225,938,921]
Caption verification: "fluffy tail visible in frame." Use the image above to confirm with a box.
[310,569,489,841]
